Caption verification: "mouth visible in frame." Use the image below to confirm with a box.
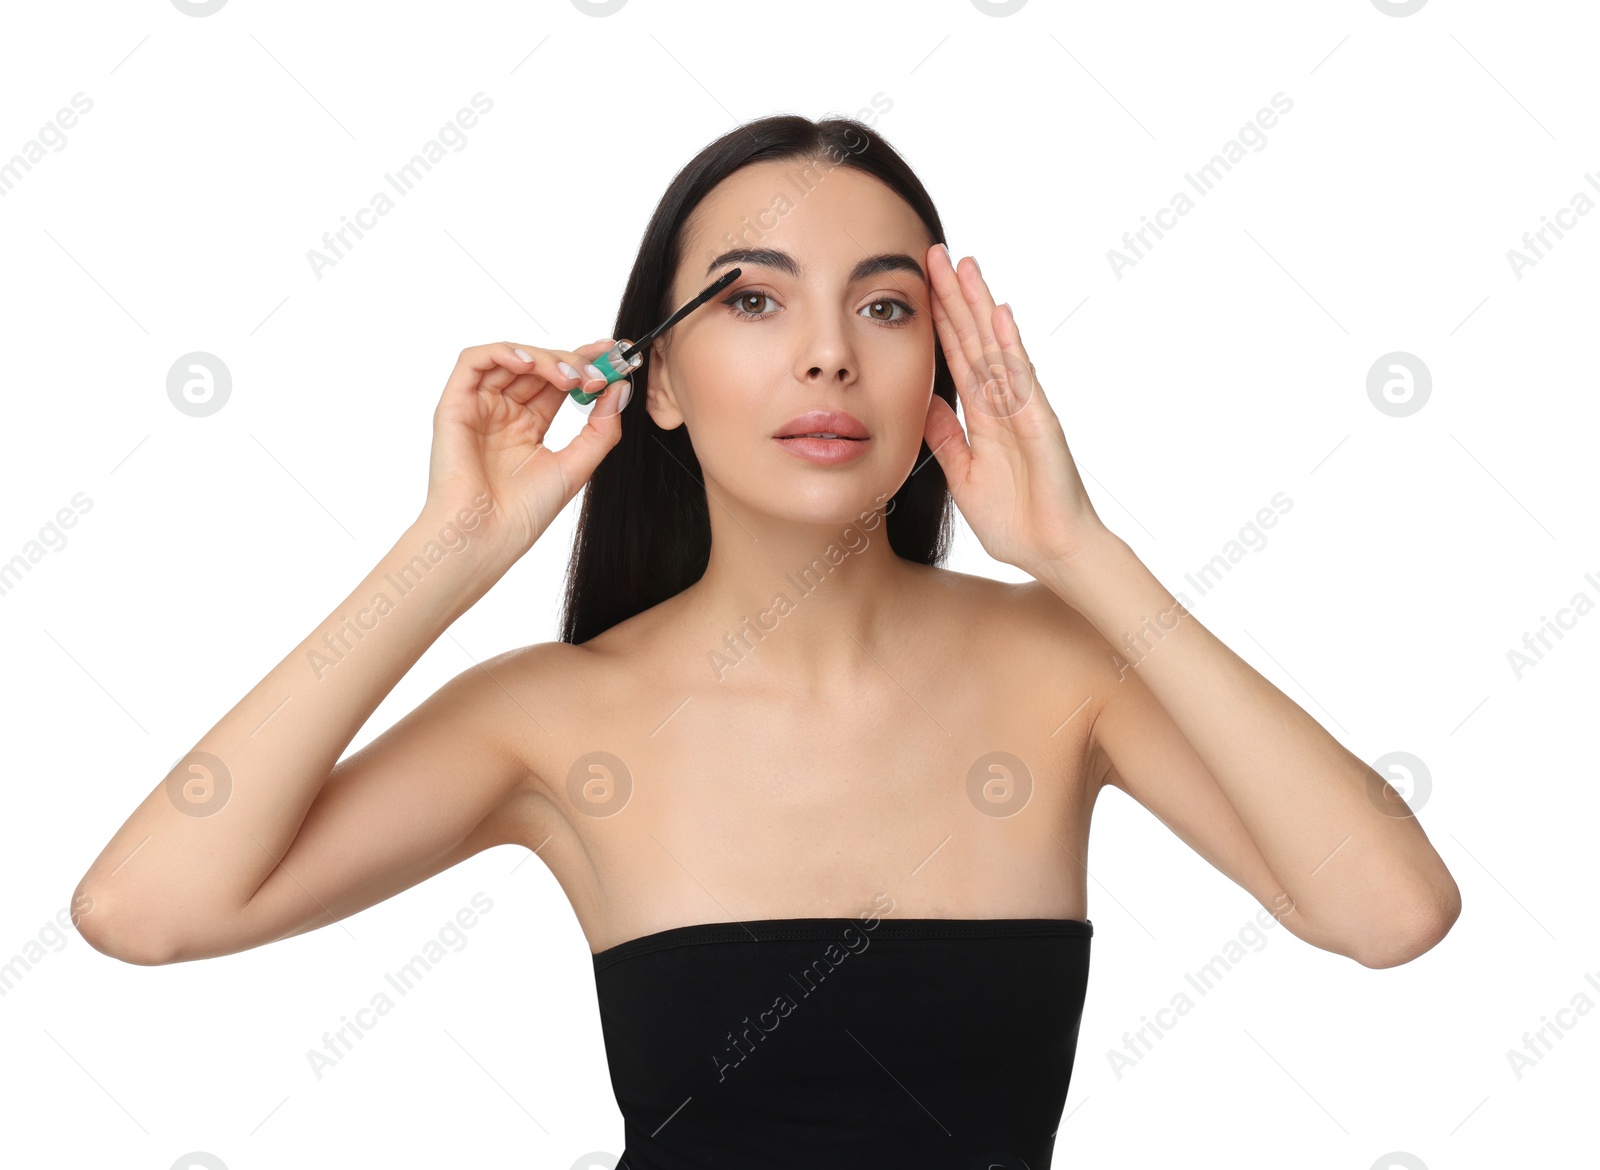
[772,433,873,465]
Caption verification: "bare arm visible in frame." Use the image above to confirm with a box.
[72,340,628,966]
[1034,537,1462,969]
[71,507,534,964]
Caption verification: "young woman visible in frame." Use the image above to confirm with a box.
[73,115,1460,1168]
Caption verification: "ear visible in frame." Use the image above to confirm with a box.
[645,341,687,431]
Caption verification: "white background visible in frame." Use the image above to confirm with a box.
[2,1,1593,1166]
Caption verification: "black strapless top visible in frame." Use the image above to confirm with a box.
[592,916,1094,1169]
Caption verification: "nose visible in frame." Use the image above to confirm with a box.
[795,308,858,387]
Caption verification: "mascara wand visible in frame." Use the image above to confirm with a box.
[568,267,744,405]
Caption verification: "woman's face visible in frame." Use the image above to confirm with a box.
[646,158,937,525]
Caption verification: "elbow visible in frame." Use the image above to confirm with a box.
[72,888,180,967]
[1355,879,1463,970]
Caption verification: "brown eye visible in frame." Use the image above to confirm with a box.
[859,298,916,327]
[724,291,777,319]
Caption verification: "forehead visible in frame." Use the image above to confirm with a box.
[677,158,929,294]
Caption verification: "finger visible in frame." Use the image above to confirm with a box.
[990,304,1061,430]
[923,393,972,493]
[500,345,585,406]
[955,255,1003,359]
[558,339,629,397]
[927,244,990,405]
[440,342,539,408]
[552,377,629,489]
[930,297,985,428]
[502,339,622,417]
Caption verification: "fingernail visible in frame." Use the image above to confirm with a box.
[583,363,605,382]
[936,242,951,263]
[616,380,632,412]
[513,348,533,361]
[557,360,580,383]
[972,256,982,276]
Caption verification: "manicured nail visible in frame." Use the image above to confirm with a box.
[583,363,605,382]
[513,348,533,362]
[557,360,581,383]
[616,380,632,412]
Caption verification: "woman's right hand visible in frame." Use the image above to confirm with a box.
[420,339,632,556]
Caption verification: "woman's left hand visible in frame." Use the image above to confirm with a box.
[921,242,1112,580]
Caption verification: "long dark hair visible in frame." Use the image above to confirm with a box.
[558,114,958,645]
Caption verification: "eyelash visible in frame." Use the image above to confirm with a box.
[720,289,919,328]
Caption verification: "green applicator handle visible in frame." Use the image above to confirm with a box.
[566,269,742,405]
[568,340,642,405]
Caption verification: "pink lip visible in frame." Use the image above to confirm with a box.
[773,435,872,465]
[774,409,870,441]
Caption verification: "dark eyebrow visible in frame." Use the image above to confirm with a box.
[704,247,926,284]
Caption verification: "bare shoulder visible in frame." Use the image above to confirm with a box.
[951,570,1122,785]
[473,606,670,786]
[918,565,1106,661]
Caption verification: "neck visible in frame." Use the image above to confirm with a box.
[677,492,925,693]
